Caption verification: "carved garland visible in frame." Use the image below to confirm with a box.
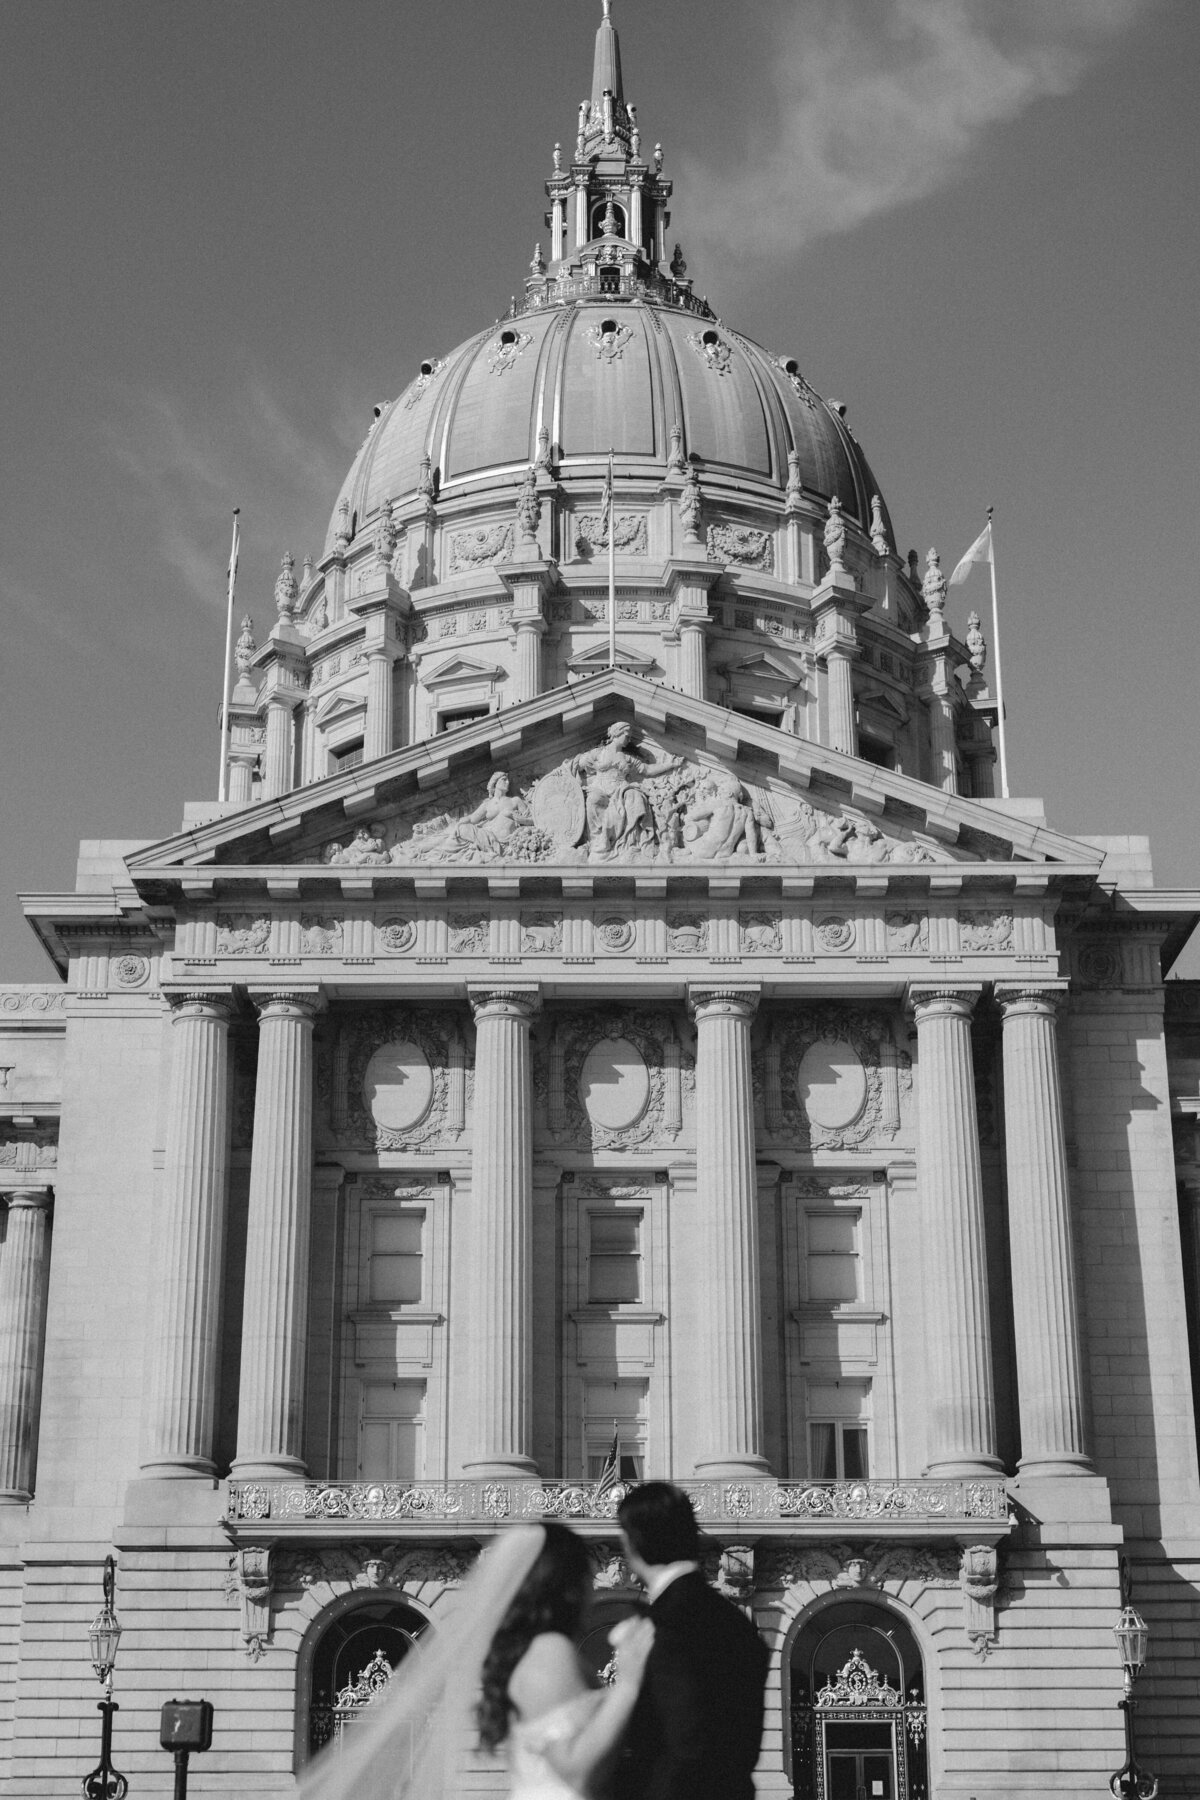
[330,1007,468,1152]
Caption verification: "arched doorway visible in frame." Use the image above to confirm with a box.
[303,1596,431,1763]
[789,1601,928,1800]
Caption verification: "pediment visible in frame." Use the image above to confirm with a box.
[422,654,505,688]
[316,692,366,726]
[857,685,908,724]
[126,670,1106,882]
[731,651,798,685]
[567,642,658,674]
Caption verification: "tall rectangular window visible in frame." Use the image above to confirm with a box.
[587,1212,641,1304]
[358,1380,425,1480]
[368,1211,423,1306]
[584,1379,647,1481]
[807,1381,870,1479]
[806,1211,859,1303]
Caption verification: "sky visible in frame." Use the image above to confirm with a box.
[2,0,1198,981]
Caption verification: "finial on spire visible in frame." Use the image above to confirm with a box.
[602,0,612,20]
[923,547,948,619]
[274,552,299,620]
[234,615,257,678]
[869,494,890,558]
[823,498,847,574]
[966,609,987,672]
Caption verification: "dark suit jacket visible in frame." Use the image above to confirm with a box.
[606,1570,769,1800]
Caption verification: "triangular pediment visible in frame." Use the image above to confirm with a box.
[732,651,797,684]
[422,654,506,687]
[567,642,658,674]
[125,670,1106,885]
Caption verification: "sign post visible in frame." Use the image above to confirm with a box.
[160,1699,214,1799]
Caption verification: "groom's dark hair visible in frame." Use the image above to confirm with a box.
[618,1481,700,1565]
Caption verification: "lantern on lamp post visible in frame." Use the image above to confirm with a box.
[1109,1570,1159,1800]
[83,1555,128,1799]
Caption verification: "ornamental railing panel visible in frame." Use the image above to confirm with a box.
[224,1476,1010,1529]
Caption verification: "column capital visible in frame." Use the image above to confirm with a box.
[688,986,759,1023]
[908,983,983,1023]
[247,988,324,1022]
[994,981,1069,1019]
[3,1187,52,1212]
[164,989,235,1021]
[468,985,541,1023]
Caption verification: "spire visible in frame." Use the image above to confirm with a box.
[591,0,624,112]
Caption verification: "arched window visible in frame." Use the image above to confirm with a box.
[787,1600,928,1800]
[299,1596,430,1768]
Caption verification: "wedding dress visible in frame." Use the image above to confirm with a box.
[507,1691,601,1800]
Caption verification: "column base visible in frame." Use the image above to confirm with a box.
[0,1490,32,1505]
[1010,1469,1114,1527]
[1015,1452,1095,1479]
[229,1456,307,1481]
[693,1456,772,1480]
[137,1457,217,1481]
[923,1455,1005,1479]
[461,1458,539,1480]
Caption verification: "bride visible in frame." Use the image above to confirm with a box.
[298,1523,653,1800]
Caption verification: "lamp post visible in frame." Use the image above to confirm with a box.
[1109,1587,1159,1800]
[83,1555,128,1800]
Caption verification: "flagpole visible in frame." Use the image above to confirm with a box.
[607,449,616,670]
[986,507,1010,799]
[218,508,241,803]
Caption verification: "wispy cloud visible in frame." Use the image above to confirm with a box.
[0,562,122,668]
[99,374,351,613]
[680,0,1152,265]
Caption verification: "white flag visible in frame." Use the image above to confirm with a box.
[949,520,992,585]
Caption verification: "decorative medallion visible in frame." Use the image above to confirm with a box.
[1077,942,1122,987]
[796,1037,868,1131]
[364,1040,434,1133]
[111,954,150,989]
[376,917,416,955]
[579,1037,651,1131]
[815,915,855,953]
[487,329,533,376]
[586,320,635,363]
[596,917,635,954]
[686,330,734,376]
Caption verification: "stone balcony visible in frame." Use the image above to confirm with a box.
[223,1476,1013,1544]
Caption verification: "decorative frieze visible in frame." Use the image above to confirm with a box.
[448,522,513,573]
[706,524,774,572]
[575,512,648,555]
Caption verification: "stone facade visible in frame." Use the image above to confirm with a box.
[2,7,1199,1798]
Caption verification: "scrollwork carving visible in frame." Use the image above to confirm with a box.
[758,1006,909,1150]
[448,522,514,573]
[333,1007,467,1152]
[706,524,774,572]
[215,914,271,955]
[958,908,1014,953]
[539,1008,686,1149]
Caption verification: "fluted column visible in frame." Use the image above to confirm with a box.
[911,986,1002,1476]
[364,649,392,761]
[462,988,539,1477]
[678,620,707,700]
[825,647,857,755]
[929,691,958,792]
[997,984,1091,1476]
[262,698,292,799]
[232,990,320,1480]
[690,988,769,1477]
[513,620,545,705]
[228,750,256,807]
[0,1188,53,1501]
[141,992,232,1476]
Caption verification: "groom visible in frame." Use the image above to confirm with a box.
[605,1482,769,1800]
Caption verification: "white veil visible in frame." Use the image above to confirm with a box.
[298,1525,545,1800]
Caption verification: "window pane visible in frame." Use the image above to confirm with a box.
[808,1214,856,1255]
[842,1427,869,1479]
[373,1215,422,1254]
[810,1422,838,1479]
[589,1214,640,1303]
[808,1255,858,1302]
[590,1256,640,1302]
[590,1215,639,1253]
[370,1254,421,1303]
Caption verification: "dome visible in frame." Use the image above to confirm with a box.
[325,297,892,555]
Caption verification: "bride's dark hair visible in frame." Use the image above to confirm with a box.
[476,1523,592,1752]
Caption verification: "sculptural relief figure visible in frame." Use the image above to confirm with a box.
[923,547,948,619]
[679,465,703,544]
[571,722,682,859]
[681,769,765,860]
[324,825,390,867]
[515,467,540,544]
[406,772,534,863]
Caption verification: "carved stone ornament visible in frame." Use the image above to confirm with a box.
[667,912,709,954]
[870,493,890,557]
[885,911,929,954]
[522,912,563,955]
[487,328,533,376]
[922,547,948,617]
[234,615,257,676]
[111,953,150,989]
[376,916,417,955]
[541,1009,685,1149]
[316,734,942,871]
[274,552,299,621]
[226,1547,273,1661]
[823,497,847,574]
[960,1543,1000,1658]
[816,1650,902,1710]
[706,524,774,572]
[966,609,987,672]
[958,908,1014,953]
[586,320,635,363]
[1077,941,1123,987]
[740,912,782,955]
[0,989,66,1014]
[300,915,343,956]
[404,357,444,410]
[516,467,540,543]
[757,1006,909,1151]
[686,329,733,376]
[576,512,648,555]
[274,1542,476,1594]
[215,914,271,955]
[325,1006,467,1152]
[678,466,703,542]
[775,357,818,409]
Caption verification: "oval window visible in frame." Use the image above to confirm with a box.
[579,1037,650,1130]
[796,1038,867,1130]
[364,1040,434,1131]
